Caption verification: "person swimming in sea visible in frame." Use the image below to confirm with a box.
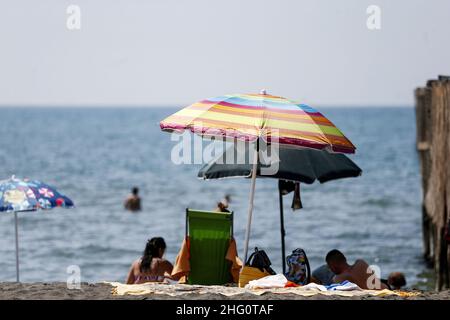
[126,237,174,284]
[214,194,231,212]
[124,187,141,212]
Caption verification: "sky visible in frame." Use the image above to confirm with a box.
[1,0,449,107]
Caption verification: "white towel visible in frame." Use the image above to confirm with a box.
[300,282,328,291]
[245,274,288,289]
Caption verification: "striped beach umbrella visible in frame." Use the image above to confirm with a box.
[160,91,356,263]
[160,91,355,154]
[0,176,74,282]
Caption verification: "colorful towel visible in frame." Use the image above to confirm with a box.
[171,237,191,282]
[106,282,420,298]
[326,280,361,291]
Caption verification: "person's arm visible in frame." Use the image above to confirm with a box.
[309,276,322,284]
[333,274,349,284]
[126,262,136,284]
[160,260,174,279]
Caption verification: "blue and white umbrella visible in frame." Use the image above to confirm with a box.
[0,176,74,281]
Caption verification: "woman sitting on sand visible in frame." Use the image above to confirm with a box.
[126,237,174,284]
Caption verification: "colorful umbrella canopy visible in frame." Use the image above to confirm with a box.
[160,91,356,264]
[160,91,356,154]
[0,176,74,282]
[0,176,74,212]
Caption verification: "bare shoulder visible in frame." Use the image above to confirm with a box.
[354,259,370,268]
[161,258,173,266]
[333,273,349,283]
[132,259,141,268]
[157,258,173,268]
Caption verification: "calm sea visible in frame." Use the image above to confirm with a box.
[0,107,429,288]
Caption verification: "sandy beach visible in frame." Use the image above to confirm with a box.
[0,282,449,300]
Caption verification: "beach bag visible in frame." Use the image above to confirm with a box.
[238,247,276,288]
[284,248,311,285]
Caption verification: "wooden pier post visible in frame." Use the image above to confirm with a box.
[415,76,450,290]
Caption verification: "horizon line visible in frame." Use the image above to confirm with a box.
[0,104,414,109]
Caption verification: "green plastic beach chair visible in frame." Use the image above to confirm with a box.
[185,209,234,285]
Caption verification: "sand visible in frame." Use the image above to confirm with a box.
[0,282,449,300]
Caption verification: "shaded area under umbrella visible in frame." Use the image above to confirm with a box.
[198,145,362,273]
[160,91,356,264]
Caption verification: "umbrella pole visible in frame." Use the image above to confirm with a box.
[278,183,286,274]
[243,141,259,265]
[14,212,19,282]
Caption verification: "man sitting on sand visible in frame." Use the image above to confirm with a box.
[311,264,335,285]
[325,249,388,290]
[124,187,141,212]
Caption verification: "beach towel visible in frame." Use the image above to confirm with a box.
[171,236,242,283]
[171,237,191,282]
[301,281,361,292]
[326,280,361,291]
[107,282,420,298]
[245,274,288,289]
[299,282,328,292]
[225,238,242,283]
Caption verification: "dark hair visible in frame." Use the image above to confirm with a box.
[325,249,347,264]
[140,237,166,273]
[132,187,139,195]
[388,272,406,288]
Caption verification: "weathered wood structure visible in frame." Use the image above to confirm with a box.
[415,75,450,290]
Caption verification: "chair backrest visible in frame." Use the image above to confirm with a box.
[186,209,233,285]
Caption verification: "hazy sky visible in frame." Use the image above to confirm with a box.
[1,0,449,107]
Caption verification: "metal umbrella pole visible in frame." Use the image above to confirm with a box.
[242,140,259,265]
[278,182,286,274]
[14,211,19,282]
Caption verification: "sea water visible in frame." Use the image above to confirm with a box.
[0,107,427,287]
